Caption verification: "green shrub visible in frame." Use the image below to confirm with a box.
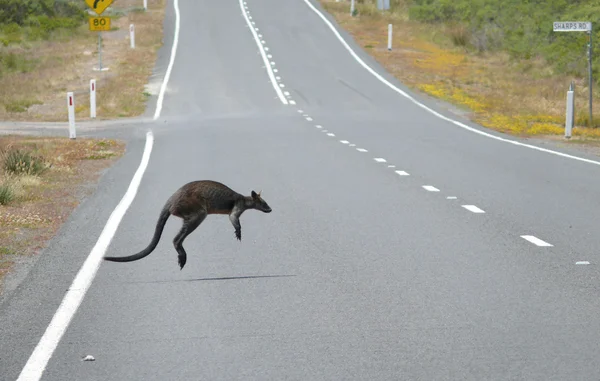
[406,0,600,85]
[2,149,49,175]
[0,0,86,44]
[0,183,14,205]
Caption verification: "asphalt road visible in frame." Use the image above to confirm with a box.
[3,0,600,379]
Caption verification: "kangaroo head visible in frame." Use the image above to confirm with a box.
[251,190,272,213]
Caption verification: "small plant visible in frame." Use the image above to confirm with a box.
[448,24,469,48]
[0,183,14,205]
[2,149,49,176]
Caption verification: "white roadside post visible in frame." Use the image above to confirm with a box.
[388,24,392,51]
[350,0,355,16]
[565,83,575,139]
[130,24,135,49]
[143,0,147,10]
[67,92,76,139]
[90,79,97,119]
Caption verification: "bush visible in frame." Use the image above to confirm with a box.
[0,183,14,205]
[0,0,86,44]
[2,149,49,175]
[0,0,86,26]
[407,0,600,85]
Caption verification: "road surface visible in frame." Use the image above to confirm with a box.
[2,0,600,379]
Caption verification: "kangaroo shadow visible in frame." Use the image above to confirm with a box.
[124,274,297,284]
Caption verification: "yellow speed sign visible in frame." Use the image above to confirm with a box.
[89,17,111,32]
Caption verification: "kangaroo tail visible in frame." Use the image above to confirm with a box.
[103,203,171,263]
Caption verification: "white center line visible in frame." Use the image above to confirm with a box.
[327,133,335,136]
[374,158,387,163]
[521,235,554,247]
[239,0,287,104]
[289,100,296,105]
[576,261,590,265]
[422,185,440,192]
[316,125,322,129]
[446,196,457,200]
[461,205,485,213]
[387,165,395,168]
[395,170,409,176]
[340,140,349,144]
[356,148,368,152]
[306,117,313,121]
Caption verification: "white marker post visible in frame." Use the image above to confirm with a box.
[67,92,76,139]
[565,83,574,139]
[90,79,97,119]
[350,0,355,16]
[143,0,147,10]
[388,24,392,51]
[130,24,135,49]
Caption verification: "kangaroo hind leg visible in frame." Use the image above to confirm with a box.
[173,211,207,270]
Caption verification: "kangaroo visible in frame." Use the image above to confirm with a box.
[103,180,272,270]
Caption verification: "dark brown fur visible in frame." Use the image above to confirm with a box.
[103,180,272,269]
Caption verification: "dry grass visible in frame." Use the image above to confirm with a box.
[320,0,600,141]
[0,136,125,293]
[0,0,166,121]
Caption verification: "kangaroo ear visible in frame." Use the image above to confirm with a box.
[258,190,262,196]
[251,190,257,198]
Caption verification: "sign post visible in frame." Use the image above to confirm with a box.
[85,0,114,72]
[553,21,593,127]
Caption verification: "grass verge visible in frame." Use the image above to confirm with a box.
[0,0,166,121]
[0,135,125,295]
[319,0,600,145]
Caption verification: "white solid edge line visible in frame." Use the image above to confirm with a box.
[239,0,287,105]
[17,131,155,381]
[520,235,554,247]
[301,0,600,168]
[462,204,485,213]
[153,0,180,120]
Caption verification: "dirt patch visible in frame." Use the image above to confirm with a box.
[0,0,166,122]
[0,135,126,295]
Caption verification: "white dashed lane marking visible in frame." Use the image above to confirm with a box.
[576,261,590,265]
[462,205,485,214]
[521,235,553,247]
[291,108,568,260]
